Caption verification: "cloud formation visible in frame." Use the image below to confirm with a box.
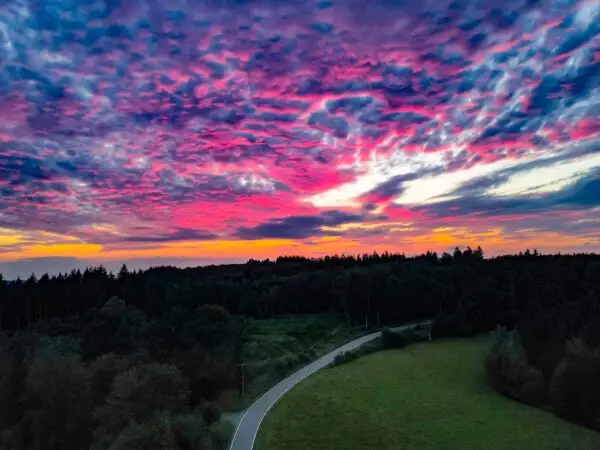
[0,0,599,275]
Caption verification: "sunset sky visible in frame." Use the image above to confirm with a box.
[0,0,599,278]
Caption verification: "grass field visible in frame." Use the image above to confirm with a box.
[256,336,600,450]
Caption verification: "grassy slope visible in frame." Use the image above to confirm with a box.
[256,336,600,450]
[220,313,356,411]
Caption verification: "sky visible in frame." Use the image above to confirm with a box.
[0,0,599,278]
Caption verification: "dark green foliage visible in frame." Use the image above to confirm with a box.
[210,420,235,450]
[332,350,362,366]
[581,318,600,348]
[381,328,426,349]
[518,320,566,381]
[109,421,155,450]
[381,328,409,349]
[88,354,132,407]
[0,334,35,432]
[82,297,149,358]
[171,347,234,404]
[484,329,547,407]
[198,402,221,426]
[109,412,179,450]
[401,328,427,345]
[172,413,209,450]
[153,413,179,450]
[331,338,385,366]
[108,411,220,450]
[92,363,189,449]
[24,345,93,450]
[550,339,600,430]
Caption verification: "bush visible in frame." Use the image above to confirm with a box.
[297,351,312,364]
[381,328,408,349]
[402,328,427,345]
[198,402,221,426]
[211,420,234,450]
[381,328,426,349]
[333,352,347,365]
[109,412,180,450]
[109,421,154,450]
[550,339,600,430]
[332,350,361,366]
[92,363,189,449]
[273,353,301,376]
[172,413,209,450]
[360,338,383,356]
[485,329,547,407]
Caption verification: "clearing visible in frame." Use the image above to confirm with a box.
[256,336,600,450]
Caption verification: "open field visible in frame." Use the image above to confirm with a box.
[256,336,600,450]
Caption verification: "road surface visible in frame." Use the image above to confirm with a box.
[229,322,429,450]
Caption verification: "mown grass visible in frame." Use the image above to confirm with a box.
[256,336,600,450]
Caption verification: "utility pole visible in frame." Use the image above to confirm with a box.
[240,363,246,397]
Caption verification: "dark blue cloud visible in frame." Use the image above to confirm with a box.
[366,169,445,201]
[124,228,217,242]
[253,112,298,123]
[307,111,349,138]
[236,210,366,239]
[326,97,373,114]
[311,22,334,34]
[528,61,600,115]
[418,169,600,218]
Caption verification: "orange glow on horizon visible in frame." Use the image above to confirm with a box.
[1,224,598,268]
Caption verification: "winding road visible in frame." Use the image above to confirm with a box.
[229,322,429,450]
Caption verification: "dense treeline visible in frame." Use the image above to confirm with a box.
[1,249,480,332]
[0,297,236,449]
[1,247,599,448]
[426,252,600,432]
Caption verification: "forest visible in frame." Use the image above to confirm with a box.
[0,247,599,449]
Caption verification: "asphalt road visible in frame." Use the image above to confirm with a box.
[229,322,428,450]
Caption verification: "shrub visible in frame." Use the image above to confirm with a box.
[331,339,385,367]
[109,412,179,450]
[333,352,347,365]
[88,354,132,407]
[297,351,312,364]
[273,353,301,376]
[485,329,547,407]
[550,339,600,430]
[109,421,154,450]
[92,363,189,449]
[332,350,361,366]
[381,328,408,349]
[360,338,382,356]
[172,413,209,450]
[381,328,426,349]
[198,401,221,426]
[402,328,426,345]
[211,420,234,450]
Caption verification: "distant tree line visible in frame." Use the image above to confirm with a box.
[0,249,484,333]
